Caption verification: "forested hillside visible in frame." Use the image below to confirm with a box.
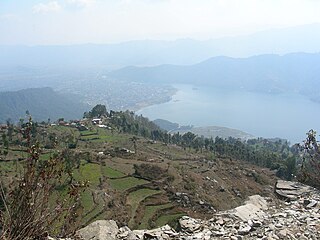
[0,87,87,123]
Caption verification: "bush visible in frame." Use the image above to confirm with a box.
[133,163,166,181]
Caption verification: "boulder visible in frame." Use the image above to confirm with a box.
[229,195,268,221]
[76,220,118,240]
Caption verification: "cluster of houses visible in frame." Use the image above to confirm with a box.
[51,117,112,131]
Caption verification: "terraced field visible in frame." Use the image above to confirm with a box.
[70,159,163,227]
[138,203,173,229]
[103,166,126,178]
[109,177,149,191]
[127,188,162,228]
[79,129,126,143]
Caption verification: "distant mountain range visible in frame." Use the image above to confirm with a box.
[0,88,88,123]
[110,52,320,102]
[1,24,320,68]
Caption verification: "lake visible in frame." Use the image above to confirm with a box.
[137,84,320,144]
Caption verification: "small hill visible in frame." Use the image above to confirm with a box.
[0,87,88,123]
[153,119,253,140]
[171,126,254,140]
[153,119,179,131]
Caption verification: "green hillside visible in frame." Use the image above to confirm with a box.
[0,106,304,237]
[0,87,88,123]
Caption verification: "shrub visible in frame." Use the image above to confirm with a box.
[133,164,166,181]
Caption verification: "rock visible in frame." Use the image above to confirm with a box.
[278,229,287,238]
[179,216,202,233]
[216,218,225,225]
[212,230,225,236]
[230,236,242,240]
[117,227,132,239]
[142,232,162,240]
[229,195,268,221]
[274,180,312,201]
[76,220,118,240]
[252,219,262,228]
[306,200,318,209]
[238,224,251,235]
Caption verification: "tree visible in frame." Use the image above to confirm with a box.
[130,136,138,153]
[84,104,108,118]
[298,129,320,189]
[1,133,9,158]
[6,119,14,142]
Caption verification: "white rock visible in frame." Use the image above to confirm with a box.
[76,220,118,240]
[238,225,251,235]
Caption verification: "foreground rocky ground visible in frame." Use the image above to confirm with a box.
[58,180,320,240]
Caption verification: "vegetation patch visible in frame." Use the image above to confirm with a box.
[74,163,101,186]
[80,130,98,136]
[127,188,162,227]
[109,177,149,191]
[40,152,53,160]
[80,191,105,224]
[102,166,126,178]
[79,134,123,143]
[0,161,16,172]
[138,203,173,229]
[134,163,167,180]
[155,213,186,228]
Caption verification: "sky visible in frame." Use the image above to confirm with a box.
[1,0,320,45]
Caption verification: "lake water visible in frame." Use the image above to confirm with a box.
[137,84,320,144]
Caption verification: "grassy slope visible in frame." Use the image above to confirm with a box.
[0,124,279,230]
[127,188,162,228]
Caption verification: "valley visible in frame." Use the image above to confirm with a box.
[2,2,320,239]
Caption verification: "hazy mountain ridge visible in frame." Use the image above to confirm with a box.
[1,24,320,68]
[110,52,320,101]
[0,87,88,123]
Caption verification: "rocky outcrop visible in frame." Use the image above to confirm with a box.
[72,181,320,240]
[275,180,314,201]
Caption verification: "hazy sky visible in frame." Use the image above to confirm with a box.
[1,0,320,45]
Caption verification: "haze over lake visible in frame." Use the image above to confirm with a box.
[137,85,319,144]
